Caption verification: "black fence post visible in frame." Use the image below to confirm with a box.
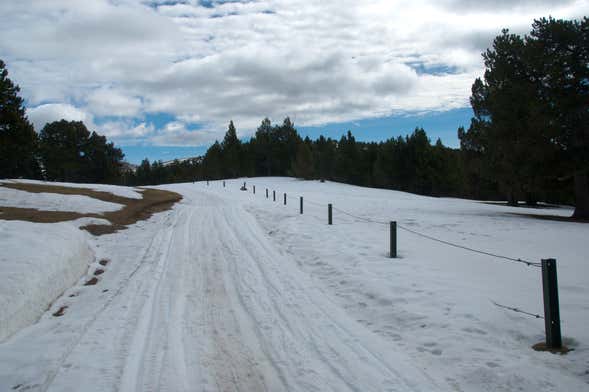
[542,258,562,349]
[273,190,276,202]
[223,180,225,188]
[300,196,303,214]
[207,180,209,186]
[284,193,287,205]
[253,185,255,194]
[390,221,397,258]
[266,188,268,198]
[328,204,332,225]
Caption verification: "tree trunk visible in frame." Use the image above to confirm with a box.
[572,172,589,219]
[508,190,518,206]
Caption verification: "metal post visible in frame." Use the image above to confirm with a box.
[223,180,225,187]
[253,185,255,194]
[207,180,209,186]
[266,188,268,198]
[284,193,287,205]
[273,190,276,202]
[300,196,303,214]
[542,259,562,349]
[328,204,332,225]
[390,221,397,258]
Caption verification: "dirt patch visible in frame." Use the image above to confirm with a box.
[0,183,182,235]
[532,342,573,354]
[84,277,98,286]
[94,269,104,276]
[52,306,67,317]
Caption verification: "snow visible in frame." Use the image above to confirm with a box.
[0,177,587,391]
[0,220,93,342]
[1,179,143,200]
[0,186,124,213]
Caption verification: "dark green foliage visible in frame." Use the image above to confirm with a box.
[39,120,124,183]
[460,16,588,216]
[528,17,589,217]
[290,140,314,180]
[0,59,41,179]
[221,120,241,178]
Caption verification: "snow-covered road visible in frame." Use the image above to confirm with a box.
[0,184,441,391]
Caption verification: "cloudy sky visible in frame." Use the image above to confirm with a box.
[1,0,586,163]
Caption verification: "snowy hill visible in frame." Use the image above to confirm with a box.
[0,177,587,391]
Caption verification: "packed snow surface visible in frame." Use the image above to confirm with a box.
[0,177,587,391]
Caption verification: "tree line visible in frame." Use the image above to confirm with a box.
[1,16,587,217]
[0,60,124,184]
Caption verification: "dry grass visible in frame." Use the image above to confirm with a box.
[0,182,182,235]
[532,342,573,354]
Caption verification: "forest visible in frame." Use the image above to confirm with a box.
[1,17,587,217]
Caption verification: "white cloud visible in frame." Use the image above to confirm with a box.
[86,88,142,117]
[99,121,155,139]
[4,0,589,145]
[150,121,221,146]
[26,103,94,131]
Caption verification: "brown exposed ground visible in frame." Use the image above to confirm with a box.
[52,306,68,317]
[0,182,182,235]
[84,277,99,286]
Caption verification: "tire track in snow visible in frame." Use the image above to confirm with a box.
[39,210,178,392]
[213,204,442,391]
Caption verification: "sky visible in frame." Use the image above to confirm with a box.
[1,1,587,164]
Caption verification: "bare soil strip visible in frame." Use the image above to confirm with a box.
[0,183,182,235]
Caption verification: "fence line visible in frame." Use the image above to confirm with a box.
[220,179,541,268]
[491,301,544,319]
[208,179,568,348]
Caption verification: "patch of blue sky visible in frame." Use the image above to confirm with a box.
[146,1,188,9]
[199,0,256,8]
[407,62,461,75]
[121,145,208,164]
[298,107,473,148]
[121,108,472,163]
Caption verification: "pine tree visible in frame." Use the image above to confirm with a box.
[0,59,41,179]
[291,141,314,180]
[528,17,589,218]
[221,120,241,178]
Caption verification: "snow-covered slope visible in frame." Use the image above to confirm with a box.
[196,178,589,391]
[0,177,587,391]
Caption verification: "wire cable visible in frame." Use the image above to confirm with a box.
[230,180,542,268]
[397,224,541,267]
[491,300,543,319]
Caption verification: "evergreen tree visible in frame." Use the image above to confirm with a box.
[39,120,92,182]
[83,131,125,183]
[135,159,152,185]
[0,59,41,179]
[527,17,589,218]
[221,120,241,178]
[291,141,314,180]
[39,120,124,183]
[202,141,223,179]
[464,30,551,205]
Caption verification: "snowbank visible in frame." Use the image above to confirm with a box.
[0,220,93,342]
